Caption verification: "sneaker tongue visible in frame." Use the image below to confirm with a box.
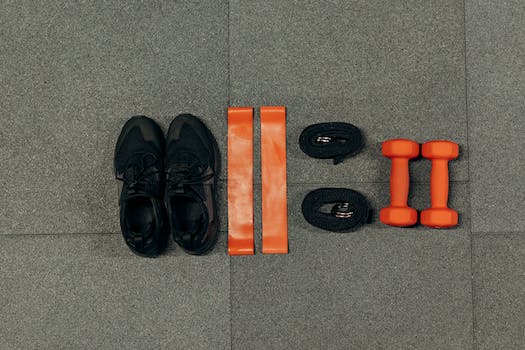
[172,155,204,183]
[174,151,201,168]
[125,153,158,177]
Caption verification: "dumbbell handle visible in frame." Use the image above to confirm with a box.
[390,157,410,207]
[430,159,450,208]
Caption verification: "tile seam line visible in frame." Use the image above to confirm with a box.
[285,180,470,185]
[0,231,231,237]
[217,180,471,184]
[227,0,231,107]
[226,0,233,349]
[472,231,525,237]
[1,229,497,237]
[0,232,120,237]
[462,0,477,349]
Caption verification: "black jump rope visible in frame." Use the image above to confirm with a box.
[299,122,371,232]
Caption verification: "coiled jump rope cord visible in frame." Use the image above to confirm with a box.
[299,122,364,164]
[302,188,371,232]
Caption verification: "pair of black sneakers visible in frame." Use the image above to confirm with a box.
[114,115,220,257]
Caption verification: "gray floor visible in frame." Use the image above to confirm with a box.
[0,1,523,349]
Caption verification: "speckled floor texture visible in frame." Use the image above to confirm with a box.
[1,1,524,349]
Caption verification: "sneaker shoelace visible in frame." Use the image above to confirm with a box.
[122,152,160,196]
[167,151,215,246]
[167,151,214,193]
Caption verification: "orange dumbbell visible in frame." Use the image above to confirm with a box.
[380,139,419,227]
[420,140,459,228]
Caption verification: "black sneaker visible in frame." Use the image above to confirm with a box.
[114,116,168,257]
[165,114,220,255]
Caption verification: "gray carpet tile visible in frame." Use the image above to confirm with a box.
[230,0,468,185]
[0,234,230,349]
[466,0,525,233]
[473,234,525,350]
[231,182,472,350]
[0,1,229,235]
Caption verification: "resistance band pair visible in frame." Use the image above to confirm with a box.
[227,106,288,255]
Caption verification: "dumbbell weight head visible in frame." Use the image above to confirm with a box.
[420,208,458,228]
[421,140,459,160]
[380,206,418,227]
[382,139,420,159]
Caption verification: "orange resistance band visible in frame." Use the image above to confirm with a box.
[227,107,255,255]
[261,106,288,254]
